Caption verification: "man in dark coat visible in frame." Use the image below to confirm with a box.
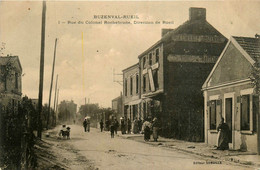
[114,119,119,135]
[100,119,104,132]
[217,117,229,150]
[83,119,87,132]
[127,118,131,134]
[110,119,115,138]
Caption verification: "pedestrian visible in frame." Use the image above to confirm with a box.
[217,117,229,150]
[133,117,139,134]
[138,118,142,133]
[151,117,160,142]
[142,118,152,141]
[110,118,115,138]
[105,119,110,131]
[86,118,90,132]
[127,118,131,134]
[114,118,119,135]
[100,119,104,132]
[120,117,126,134]
[83,119,87,132]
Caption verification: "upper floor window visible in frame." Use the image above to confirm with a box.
[136,74,139,94]
[15,73,18,89]
[124,78,127,96]
[156,49,159,62]
[143,57,146,68]
[130,77,133,95]
[149,53,152,65]
[153,70,159,89]
[143,75,146,93]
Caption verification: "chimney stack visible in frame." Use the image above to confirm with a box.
[189,7,206,21]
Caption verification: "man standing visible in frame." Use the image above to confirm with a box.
[127,118,131,134]
[86,118,90,132]
[110,118,115,138]
[100,119,104,132]
[114,118,119,135]
[83,119,87,132]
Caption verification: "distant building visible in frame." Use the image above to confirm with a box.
[111,93,123,121]
[0,56,22,112]
[202,36,260,152]
[122,63,141,122]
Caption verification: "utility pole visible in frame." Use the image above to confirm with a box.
[47,38,58,129]
[53,74,58,125]
[37,1,46,139]
[56,89,59,114]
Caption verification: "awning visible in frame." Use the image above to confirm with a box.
[124,99,142,105]
[142,89,164,99]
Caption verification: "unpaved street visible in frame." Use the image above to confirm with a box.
[36,125,252,170]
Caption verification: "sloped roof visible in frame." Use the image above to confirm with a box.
[202,36,260,89]
[233,36,260,61]
[138,19,227,58]
[0,56,22,71]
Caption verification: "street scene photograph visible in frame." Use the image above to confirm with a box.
[0,0,260,170]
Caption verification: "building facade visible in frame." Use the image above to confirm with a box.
[122,63,141,122]
[202,36,260,152]
[137,7,227,141]
[0,56,22,112]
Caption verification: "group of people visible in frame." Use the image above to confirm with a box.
[142,117,160,142]
[99,118,119,138]
[120,117,142,134]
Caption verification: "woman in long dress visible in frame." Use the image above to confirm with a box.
[217,117,229,150]
[142,119,152,141]
[152,117,160,142]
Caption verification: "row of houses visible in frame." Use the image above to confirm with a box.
[112,7,260,152]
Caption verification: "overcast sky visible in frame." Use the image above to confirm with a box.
[0,1,259,108]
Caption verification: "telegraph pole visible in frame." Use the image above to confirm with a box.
[37,1,46,139]
[47,38,58,129]
[56,89,59,114]
[53,74,58,125]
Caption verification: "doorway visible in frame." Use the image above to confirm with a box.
[225,98,232,143]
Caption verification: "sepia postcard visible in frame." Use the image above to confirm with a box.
[0,0,260,170]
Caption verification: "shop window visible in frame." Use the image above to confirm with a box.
[241,95,250,130]
[209,100,217,130]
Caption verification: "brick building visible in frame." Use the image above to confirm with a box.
[137,7,227,141]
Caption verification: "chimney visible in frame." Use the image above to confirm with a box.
[189,7,206,21]
[161,28,174,37]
